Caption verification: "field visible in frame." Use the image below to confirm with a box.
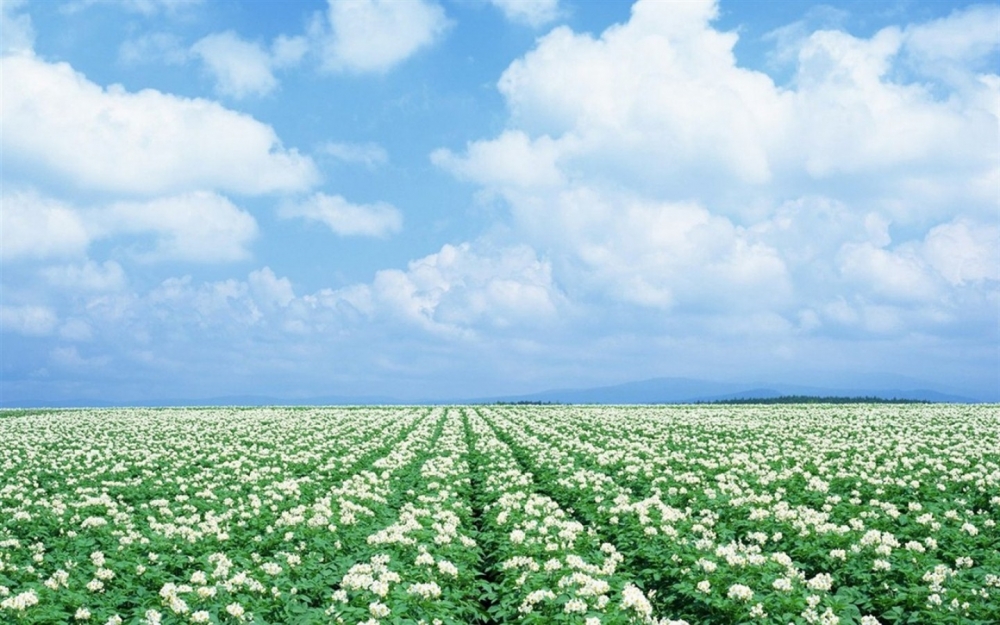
[1,405,998,624]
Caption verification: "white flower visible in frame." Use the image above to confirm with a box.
[369,601,390,618]
[226,603,245,620]
[437,560,459,577]
[621,584,653,617]
[75,607,92,620]
[727,584,754,602]
[696,580,711,593]
[564,598,588,613]
[407,582,441,599]
[808,573,834,592]
[261,562,282,576]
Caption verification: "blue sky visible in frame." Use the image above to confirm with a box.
[1,0,998,404]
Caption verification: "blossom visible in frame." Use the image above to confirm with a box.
[621,584,653,617]
[407,582,442,599]
[808,573,834,592]
[369,601,390,617]
[564,598,588,613]
[727,584,754,602]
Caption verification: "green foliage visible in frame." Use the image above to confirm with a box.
[0,405,997,624]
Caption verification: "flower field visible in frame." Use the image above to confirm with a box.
[1,404,998,624]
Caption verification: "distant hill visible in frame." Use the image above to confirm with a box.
[475,377,980,404]
[1,375,988,408]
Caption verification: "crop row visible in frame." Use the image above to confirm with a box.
[1,404,998,624]
[481,405,1000,624]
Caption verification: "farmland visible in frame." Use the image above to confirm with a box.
[1,405,998,624]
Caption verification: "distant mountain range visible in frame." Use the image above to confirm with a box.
[2,375,992,408]
[472,377,982,404]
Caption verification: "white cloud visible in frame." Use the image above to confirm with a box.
[281,193,402,238]
[1,190,90,261]
[249,267,295,309]
[41,260,127,292]
[321,141,389,167]
[0,305,58,336]
[922,218,1000,286]
[59,319,94,342]
[431,130,564,190]
[1,189,257,265]
[903,4,1000,68]
[513,186,791,312]
[487,0,560,28]
[149,275,263,329]
[838,242,938,304]
[435,0,998,333]
[118,32,189,65]
[95,192,259,263]
[318,242,563,335]
[1,0,34,55]
[319,0,450,73]
[191,31,278,99]
[1,54,318,196]
[49,345,109,369]
[271,34,309,68]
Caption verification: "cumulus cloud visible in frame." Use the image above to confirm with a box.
[1,190,90,261]
[2,189,257,265]
[1,54,318,196]
[1,0,34,55]
[308,242,563,335]
[190,31,309,99]
[902,4,1000,73]
[487,0,560,27]
[318,0,450,73]
[190,31,278,98]
[922,219,1000,286]
[0,305,58,336]
[280,193,402,238]
[41,261,127,292]
[271,34,309,68]
[434,0,998,337]
[95,192,259,263]
[432,130,564,190]
[249,267,296,309]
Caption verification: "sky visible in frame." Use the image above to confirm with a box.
[1,0,998,404]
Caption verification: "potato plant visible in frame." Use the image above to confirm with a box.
[1,404,997,624]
